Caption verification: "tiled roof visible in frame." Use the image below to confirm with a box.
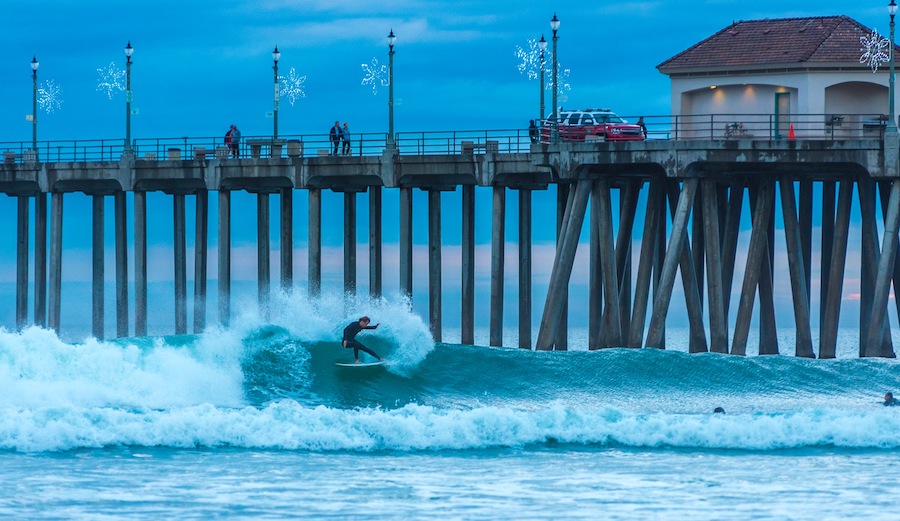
[658,15,893,72]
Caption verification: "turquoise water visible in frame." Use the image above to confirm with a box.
[2,294,900,519]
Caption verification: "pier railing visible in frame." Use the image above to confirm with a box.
[0,113,889,164]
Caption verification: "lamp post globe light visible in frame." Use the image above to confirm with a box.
[889,0,898,135]
[31,56,39,154]
[125,41,134,155]
[273,46,281,139]
[538,35,547,124]
[550,13,560,142]
[388,29,396,148]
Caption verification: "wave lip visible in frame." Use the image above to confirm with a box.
[3,402,900,453]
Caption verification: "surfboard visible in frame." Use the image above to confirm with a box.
[335,360,385,367]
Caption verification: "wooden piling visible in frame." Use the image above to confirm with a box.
[490,186,505,346]
[114,191,128,337]
[555,184,572,350]
[134,191,147,336]
[819,179,853,359]
[48,192,63,331]
[281,187,293,292]
[778,177,814,358]
[867,178,900,357]
[174,193,187,334]
[343,191,356,295]
[193,190,208,333]
[217,189,231,325]
[461,185,475,345]
[702,179,728,354]
[732,178,775,356]
[428,190,442,342]
[589,183,602,349]
[34,193,47,327]
[399,187,412,298]
[307,188,321,297]
[519,188,532,349]
[819,180,836,350]
[535,180,591,350]
[92,194,104,339]
[16,196,28,329]
[628,177,662,347]
[368,186,382,298]
[596,178,622,346]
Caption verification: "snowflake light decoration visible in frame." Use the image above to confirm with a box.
[361,57,389,95]
[860,28,891,73]
[279,67,307,106]
[96,62,125,99]
[515,38,542,80]
[546,63,572,98]
[37,79,63,114]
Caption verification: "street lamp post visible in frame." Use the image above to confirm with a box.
[273,46,281,139]
[889,0,898,135]
[550,13,560,142]
[387,30,396,148]
[31,56,39,155]
[538,35,547,124]
[125,41,134,155]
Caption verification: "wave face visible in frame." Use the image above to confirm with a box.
[2,291,900,453]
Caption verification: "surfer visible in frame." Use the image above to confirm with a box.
[884,392,900,406]
[342,316,383,364]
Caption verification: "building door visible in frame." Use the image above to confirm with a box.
[774,92,791,139]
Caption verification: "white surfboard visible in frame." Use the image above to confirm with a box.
[335,360,385,367]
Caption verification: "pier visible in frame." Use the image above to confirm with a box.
[1,115,898,357]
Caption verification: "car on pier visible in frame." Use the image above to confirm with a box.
[540,108,645,143]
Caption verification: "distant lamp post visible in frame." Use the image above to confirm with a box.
[538,35,547,124]
[273,46,281,139]
[31,56,39,154]
[889,0,898,135]
[388,29,396,148]
[125,41,134,155]
[550,13,560,142]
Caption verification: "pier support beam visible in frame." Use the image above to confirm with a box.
[343,191,357,295]
[16,196,29,329]
[461,185,475,345]
[589,184,603,349]
[134,191,147,336]
[49,192,63,331]
[218,189,231,326]
[702,179,728,354]
[536,180,591,350]
[867,179,900,357]
[399,187,413,299]
[820,179,853,359]
[555,184,571,350]
[490,186,505,346]
[646,178,700,350]
[92,195,104,339]
[629,177,662,348]
[280,187,293,292]
[258,193,271,316]
[174,193,187,334]
[519,188,532,349]
[779,177,814,358]
[597,178,622,346]
[34,193,47,327]
[428,190,442,342]
[308,188,321,297]
[369,186,382,298]
[732,178,775,356]
[820,180,836,344]
[615,181,639,339]
[194,190,208,333]
[115,191,128,337]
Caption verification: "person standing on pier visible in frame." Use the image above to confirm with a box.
[341,122,352,155]
[529,119,539,143]
[229,124,242,158]
[342,316,383,364]
[330,121,343,155]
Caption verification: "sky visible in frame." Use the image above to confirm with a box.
[0,0,893,339]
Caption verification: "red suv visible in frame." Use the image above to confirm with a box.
[541,108,645,142]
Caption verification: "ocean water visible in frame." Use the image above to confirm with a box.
[2,293,900,520]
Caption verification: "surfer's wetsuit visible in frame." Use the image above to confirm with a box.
[343,321,381,362]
